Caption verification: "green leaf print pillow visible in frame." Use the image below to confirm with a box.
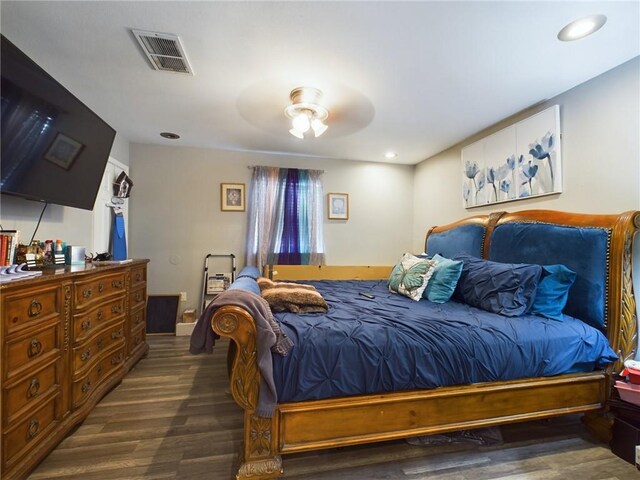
[388,253,437,301]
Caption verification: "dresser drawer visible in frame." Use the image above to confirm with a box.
[4,285,61,336]
[130,306,146,333]
[72,296,126,343]
[131,265,146,288]
[4,359,58,424]
[129,322,146,355]
[3,393,58,468]
[72,323,125,376]
[74,271,126,309]
[129,285,146,311]
[6,323,61,377]
[72,347,125,409]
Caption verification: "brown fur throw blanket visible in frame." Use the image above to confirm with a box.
[258,277,329,313]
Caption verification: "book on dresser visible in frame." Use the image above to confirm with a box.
[0,230,18,266]
[0,259,149,480]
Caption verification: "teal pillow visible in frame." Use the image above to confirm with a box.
[530,264,577,321]
[388,253,436,301]
[422,254,463,303]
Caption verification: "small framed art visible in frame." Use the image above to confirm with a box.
[328,193,349,220]
[44,133,83,170]
[221,183,245,211]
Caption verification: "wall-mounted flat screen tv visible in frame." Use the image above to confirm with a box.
[1,35,116,211]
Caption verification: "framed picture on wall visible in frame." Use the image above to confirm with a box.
[44,133,84,170]
[328,193,349,220]
[221,183,245,211]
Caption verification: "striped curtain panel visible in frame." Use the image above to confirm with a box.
[246,166,325,268]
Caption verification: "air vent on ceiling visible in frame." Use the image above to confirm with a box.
[132,29,194,75]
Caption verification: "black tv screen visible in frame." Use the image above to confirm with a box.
[1,35,116,211]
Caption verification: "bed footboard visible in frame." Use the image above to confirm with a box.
[211,306,282,479]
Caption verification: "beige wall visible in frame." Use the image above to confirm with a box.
[128,145,414,311]
[0,133,130,247]
[413,56,640,253]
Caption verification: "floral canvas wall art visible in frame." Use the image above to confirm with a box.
[462,105,562,208]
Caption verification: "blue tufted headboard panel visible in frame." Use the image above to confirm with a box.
[425,224,486,259]
[489,222,610,329]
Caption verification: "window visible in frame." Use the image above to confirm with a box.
[246,166,324,268]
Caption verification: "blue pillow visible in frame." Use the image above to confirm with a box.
[422,254,463,303]
[453,254,542,317]
[529,265,577,321]
[237,265,261,280]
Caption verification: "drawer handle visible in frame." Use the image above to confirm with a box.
[28,300,43,318]
[112,280,123,289]
[28,339,42,358]
[111,353,124,366]
[27,378,40,398]
[111,328,124,340]
[135,272,142,282]
[81,349,92,362]
[111,305,123,314]
[81,380,91,394]
[28,419,40,439]
[81,320,92,331]
[135,293,143,302]
[83,288,93,299]
[98,282,104,293]
[97,338,104,349]
[97,310,104,320]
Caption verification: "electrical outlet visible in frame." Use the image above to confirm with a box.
[180,291,187,302]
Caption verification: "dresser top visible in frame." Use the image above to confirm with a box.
[0,259,149,290]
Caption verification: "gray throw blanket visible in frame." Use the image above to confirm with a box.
[189,289,293,417]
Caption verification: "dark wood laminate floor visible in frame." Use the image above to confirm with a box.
[28,336,638,480]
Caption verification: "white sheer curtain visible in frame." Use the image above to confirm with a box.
[307,169,325,265]
[245,166,325,268]
[246,166,280,268]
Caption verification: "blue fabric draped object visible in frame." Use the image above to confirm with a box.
[271,280,617,403]
[111,211,127,260]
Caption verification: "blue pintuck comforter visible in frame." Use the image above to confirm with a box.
[271,280,617,403]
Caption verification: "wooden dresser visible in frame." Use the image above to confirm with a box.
[0,259,149,480]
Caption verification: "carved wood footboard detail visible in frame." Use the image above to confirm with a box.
[211,307,282,479]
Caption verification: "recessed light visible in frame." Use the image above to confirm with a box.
[160,132,180,139]
[385,151,397,159]
[557,14,606,41]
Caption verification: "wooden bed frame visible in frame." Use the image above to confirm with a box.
[211,209,639,479]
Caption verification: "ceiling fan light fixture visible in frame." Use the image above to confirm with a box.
[289,128,305,139]
[311,118,328,137]
[284,87,329,139]
[292,112,311,132]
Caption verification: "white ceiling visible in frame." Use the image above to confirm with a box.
[2,1,639,165]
